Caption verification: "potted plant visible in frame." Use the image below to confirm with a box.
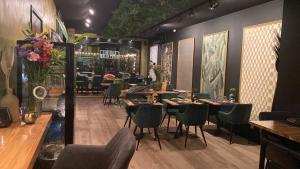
[229,88,236,103]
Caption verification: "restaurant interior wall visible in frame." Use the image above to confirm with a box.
[0,0,57,97]
[150,0,283,98]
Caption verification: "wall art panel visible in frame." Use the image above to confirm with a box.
[150,45,159,65]
[239,20,282,120]
[200,31,228,99]
[160,42,173,82]
[177,38,194,90]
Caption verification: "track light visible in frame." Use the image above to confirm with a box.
[86,18,91,24]
[208,0,219,10]
[89,8,95,15]
[173,29,177,33]
[85,22,90,28]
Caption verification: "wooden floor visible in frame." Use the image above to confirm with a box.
[74,97,260,169]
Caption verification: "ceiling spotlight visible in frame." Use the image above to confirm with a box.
[86,18,91,23]
[89,8,95,15]
[173,29,177,33]
[208,0,219,10]
[85,22,90,27]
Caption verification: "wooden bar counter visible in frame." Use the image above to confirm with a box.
[0,113,52,169]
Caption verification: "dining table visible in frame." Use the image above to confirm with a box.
[249,120,300,169]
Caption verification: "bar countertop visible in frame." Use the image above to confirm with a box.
[0,113,52,169]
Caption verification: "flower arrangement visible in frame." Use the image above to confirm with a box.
[19,37,55,84]
[103,73,116,80]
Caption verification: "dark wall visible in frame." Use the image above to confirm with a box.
[151,0,283,97]
[273,0,300,116]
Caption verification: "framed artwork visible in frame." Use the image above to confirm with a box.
[200,31,228,99]
[30,5,43,34]
[177,38,194,90]
[160,42,173,82]
[239,20,282,120]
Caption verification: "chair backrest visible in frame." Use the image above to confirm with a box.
[160,93,179,100]
[109,84,122,97]
[230,104,253,124]
[105,128,136,169]
[183,104,209,126]
[134,104,162,128]
[194,93,211,99]
[259,111,291,121]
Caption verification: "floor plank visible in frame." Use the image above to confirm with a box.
[74,97,259,169]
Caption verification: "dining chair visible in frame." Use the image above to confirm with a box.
[160,93,180,132]
[52,128,136,169]
[217,104,252,144]
[103,84,122,106]
[175,104,209,148]
[76,74,89,93]
[193,93,212,124]
[123,93,146,128]
[131,104,163,150]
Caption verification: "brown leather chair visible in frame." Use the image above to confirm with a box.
[52,128,136,169]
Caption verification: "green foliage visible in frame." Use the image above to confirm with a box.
[104,0,197,38]
[57,17,69,40]
[74,33,97,44]
[229,88,236,94]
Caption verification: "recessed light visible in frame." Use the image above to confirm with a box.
[85,22,90,27]
[86,18,91,23]
[173,29,177,33]
[89,9,95,15]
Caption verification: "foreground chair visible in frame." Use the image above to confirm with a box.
[175,104,209,148]
[132,104,163,150]
[160,93,180,132]
[217,104,252,144]
[52,128,136,169]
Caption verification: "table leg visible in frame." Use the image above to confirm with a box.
[259,130,267,169]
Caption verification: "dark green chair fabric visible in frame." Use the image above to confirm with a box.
[194,93,211,99]
[217,104,252,144]
[123,93,146,128]
[175,104,209,147]
[160,93,180,132]
[91,75,102,94]
[131,104,163,150]
[103,84,122,106]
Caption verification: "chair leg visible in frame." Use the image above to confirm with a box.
[200,126,207,146]
[154,128,162,150]
[136,128,143,151]
[124,115,129,127]
[174,122,181,138]
[167,115,171,133]
[128,117,132,128]
[161,113,167,126]
[134,125,137,135]
[195,126,197,137]
[185,125,190,148]
[148,128,151,134]
[230,124,234,144]
[207,115,210,125]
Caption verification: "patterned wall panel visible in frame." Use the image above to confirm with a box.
[177,38,194,90]
[240,20,282,120]
[160,42,173,82]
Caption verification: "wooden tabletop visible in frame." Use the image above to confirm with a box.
[197,99,222,106]
[122,90,183,95]
[250,120,300,143]
[123,99,163,107]
[0,113,52,169]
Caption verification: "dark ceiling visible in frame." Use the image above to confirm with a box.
[55,0,274,37]
[54,0,121,34]
[142,0,274,38]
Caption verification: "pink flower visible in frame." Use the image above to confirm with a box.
[27,52,41,61]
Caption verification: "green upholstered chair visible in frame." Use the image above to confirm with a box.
[123,93,146,128]
[103,84,122,106]
[131,104,163,150]
[160,93,180,132]
[193,93,211,99]
[217,104,252,144]
[175,104,209,147]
